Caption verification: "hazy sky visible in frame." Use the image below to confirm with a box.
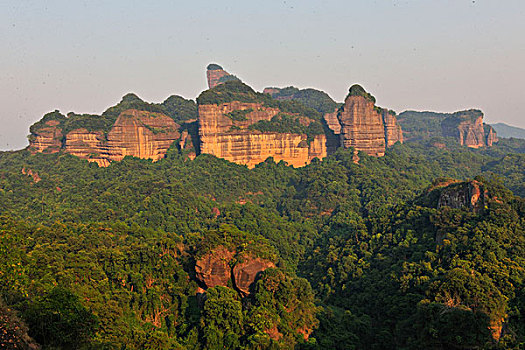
[1,0,524,150]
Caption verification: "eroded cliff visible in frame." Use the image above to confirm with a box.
[206,63,240,89]
[441,110,497,148]
[335,85,403,156]
[29,109,182,167]
[197,81,331,168]
[198,102,328,168]
[194,245,275,296]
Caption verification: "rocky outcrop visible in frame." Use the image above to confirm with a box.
[104,109,180,163]
[21,168,41,183]
[441,110,496,148]
[195,247,235,289]
[323,109,341,135]
[206,64,240,89]
[194,246,274,296]
[437,180,486,213]
[29,109,181,167]
[198,102,329,168]
[337,91,387,157]
[485,125,498,146]
[28,119,63,154]
[233,256,275,297]
[382,110,403,147]
[64,129,109,167]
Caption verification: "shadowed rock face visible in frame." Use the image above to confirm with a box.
[437,180,486,213]
[382,110,403,147]
[198,102,329,168]
[441,110,497,148]
[233,256,275,297]
[323,109,341,135]
[194,247,274,296]
[195,247,235,289]
[485,125,498,146]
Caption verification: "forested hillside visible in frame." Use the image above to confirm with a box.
[1,136,524,348]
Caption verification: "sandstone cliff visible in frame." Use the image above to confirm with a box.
[323,109,341,135]
[437,180,486,213]
[194,246,275,296]
[382,110,403,147]
[29,109,181,167]
[198,101,329,168]
[28,111,65,154]
[336,85,387,156]
[104,109,180,163]
[441,110,497,148]
[206,63,240,89]
[64,128,109,167]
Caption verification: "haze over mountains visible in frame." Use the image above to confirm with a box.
[25,64,509,169]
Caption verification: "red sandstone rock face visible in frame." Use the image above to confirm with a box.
[233,256,275,297]
[198,102,329,168]
[194,247,275,297]
[441,112,496,148]
[64,128,109,167]
[437,180,486,213]
[382,111,403,147]
[207,69,230,89]
[337,95,387,157]
[21,168,41,183]
[29,109,181,167]
[323,109,341,135]
[485,125,498,146]
[28,120,63,154]
[195,247,235,289]
[105,109,180,162]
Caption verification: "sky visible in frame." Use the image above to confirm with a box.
[1,0,524,150]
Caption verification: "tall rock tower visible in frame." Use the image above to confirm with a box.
[206,63,240,89]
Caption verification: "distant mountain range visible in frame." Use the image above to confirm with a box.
[490,123,525,139]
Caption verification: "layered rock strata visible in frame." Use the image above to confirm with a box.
[198,102,328,168]
[104,110,180,162]
[441,110,497,148]
[382,110,403,147]
[337,94,387,157]
[28,119,63,154]
[29,109,180,167]
[323,109,341,135]
[64,128,109,167]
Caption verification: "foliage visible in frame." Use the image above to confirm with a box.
[207,64,223,71]
[248,113,323,142]
[1,127,525,348]
[197,81,321,120]
[347,84,376,103]
[225,108,253,121]
[266,86,339,114]
[23,287,98,349]
[160,95,198,124]
[29,110,67,134]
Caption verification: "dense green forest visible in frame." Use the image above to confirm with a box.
[1,129,525,348]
